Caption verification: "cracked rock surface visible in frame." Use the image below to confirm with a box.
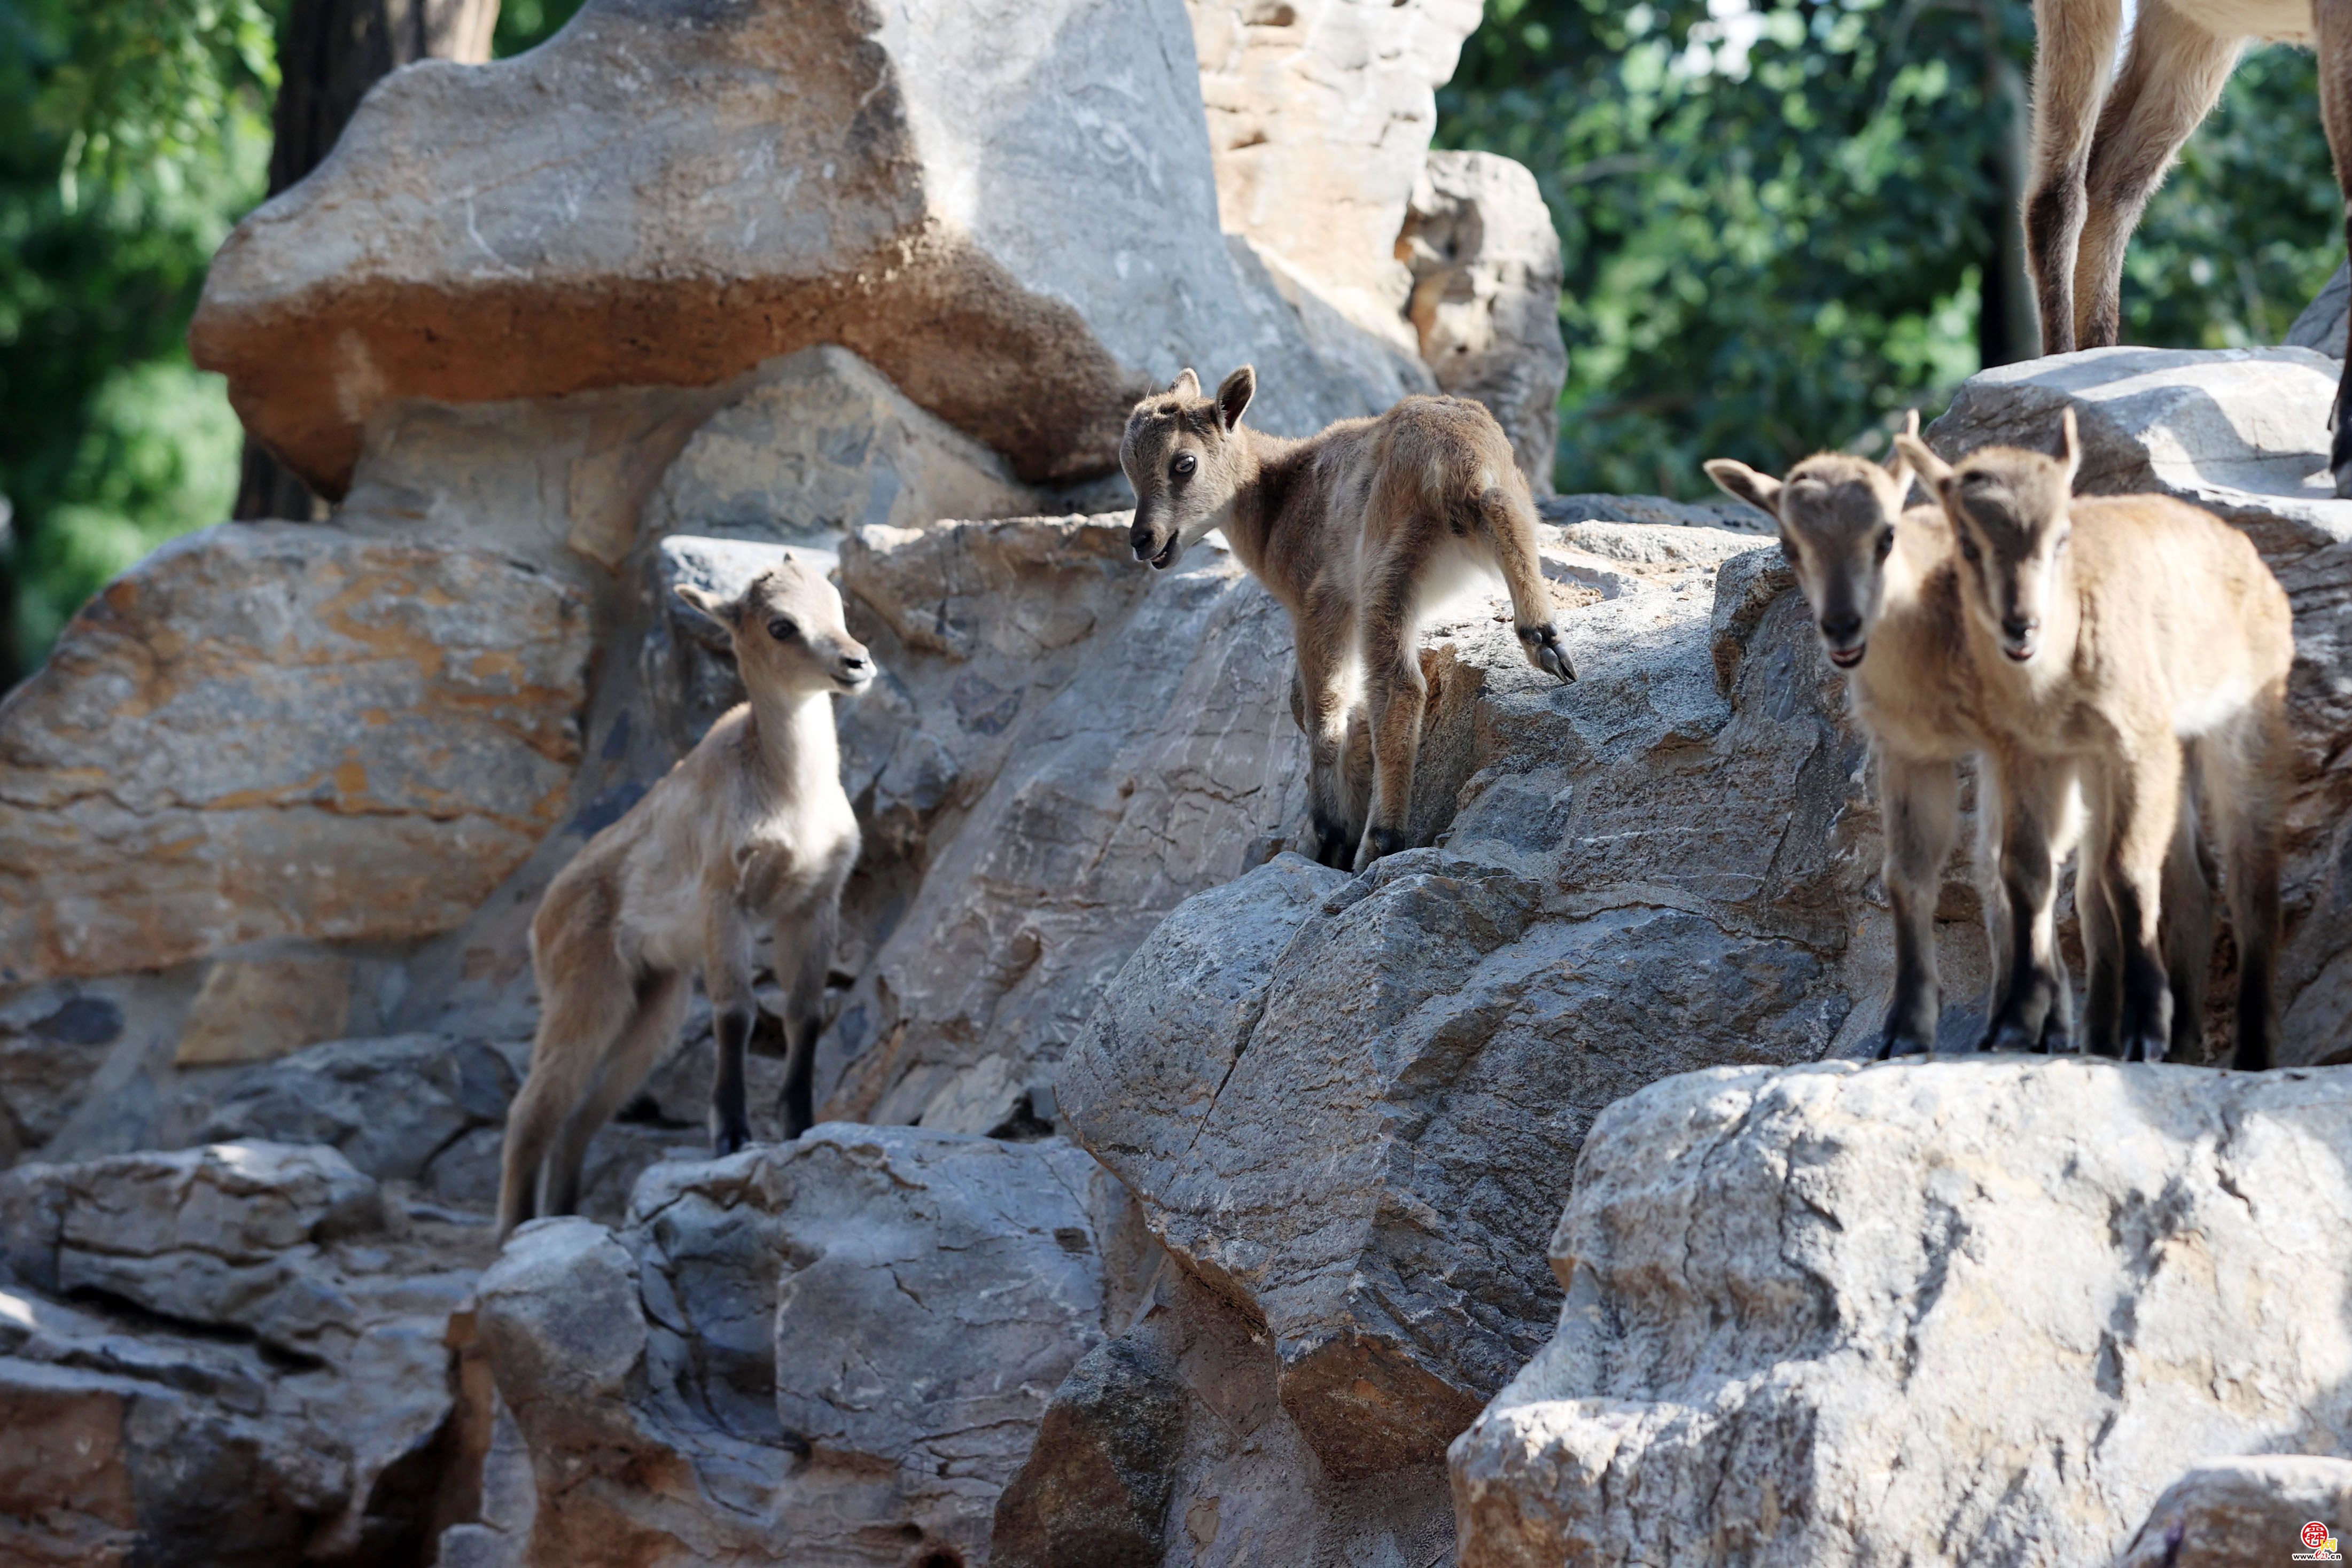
[474,1124,1134,1566]
[1450,1059,2352,1568]
[0,1141,491,1566]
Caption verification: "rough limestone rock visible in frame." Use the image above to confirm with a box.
[1400,150,1569,493]
[2115,1456,2352,1568]
[0,521,591,986]
[1929,348,2352,1066]
[0,1142,490,1565]
[998,1259,1463,1568]
[816,515,1313,1134]
[190,0,1422,495]
[476,1125,1123,1565]
[989,1336,1188,1568]
[1047,517,1909,1554]
[1450,1060,2352,1568]
[1188,0,1485,341]
[642,345,1041,548]
[2287,260,2348,356]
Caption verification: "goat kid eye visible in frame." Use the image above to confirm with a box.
[767,618,798,642]
[1875,530,1895,559]
[1960,539,1981,564]
[1171,453,1197,478]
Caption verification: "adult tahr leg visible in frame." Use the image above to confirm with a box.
[702,884,759,1156]
[2160,750,2217,1062]
[1983,750,2075,1050]
[1878,753,1961,1058]
[496,957,635,1241]
[2096,742,2186,1061]
[773,900,839,1139]
[1483,487,1574,681]
[1295,601,1359,869]
[2074,0,2239,346]
[2318,0,2352,492]
[2023,0,2125,354]
[541,970,689,1218]
[1354,570,1428,870]
[2210,701,2287,1068]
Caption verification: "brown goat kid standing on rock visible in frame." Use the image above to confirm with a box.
[1122,368,1572,870]
[496,557,873,1240]
[1895,415,2294,1069]
[2021,0,2352,491]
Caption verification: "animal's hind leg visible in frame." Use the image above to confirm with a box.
[773,899,840,1140]
[497,956,636,1240]
[2160,752,2217,1063]
[2319,0,2352,492]
[2209,700,2287,1069]
[2022,0,2124,354]
[1482,487,1573,681]
[2074,0,2239,347]
[542,970,689,1219]
[2093,741,2186,1062]
[1354,568,1428,870]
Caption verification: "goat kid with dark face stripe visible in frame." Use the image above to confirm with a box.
[1897,414,2294,1068]
[1122,368,1573,871]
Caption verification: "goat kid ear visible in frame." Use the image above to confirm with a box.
[2057,407,2081,488]
[1885,410,1920,498]
[1702,457,1782,521]
[674,583,739,627]
[1170,368,1202,399]
[1216,365,1256,432]
[1892,434,1956,498]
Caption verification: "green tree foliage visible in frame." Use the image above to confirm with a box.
[0,0,274,668]
[0,0,586,681]
[1439,0,2342,496]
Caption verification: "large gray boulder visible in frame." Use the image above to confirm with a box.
[1450,1059,2352,1568]
[1038,518,1891,1554]
[190,0,1423,496]
[1187,0,1485,342]
[2116,1456,2352,1567]
[0,1142,490,1565]
[476,1125,1127,1565]
[1929,348,2352,1067]
[1401,150,1569,493]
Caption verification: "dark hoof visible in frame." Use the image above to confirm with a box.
[2121,1033,2165,1064]
[2230,1044,2275,1072]
[713,1124,752,1158]
[1352,825,1407,872]
[1519,621,1576,683]
[1874,1032,1930,1061]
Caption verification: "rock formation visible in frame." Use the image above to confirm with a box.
[2116,1456,2352,1568]
[1451,1059,2352,1568]
[9,0,2352,1563]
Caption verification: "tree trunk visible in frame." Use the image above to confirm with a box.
[1975,11,2039,369]
[234,0,499,520]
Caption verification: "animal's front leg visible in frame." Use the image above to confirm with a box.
[1294,605,1359,868]
[1876,753,1960,1058]
[702,881,758,1157]
[772,896,839,1141]
[1982,750,2073,1051]
[2095,743,2184,1062]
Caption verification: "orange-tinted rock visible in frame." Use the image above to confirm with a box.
[0,523,590,984]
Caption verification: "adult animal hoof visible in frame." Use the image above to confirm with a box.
[1352,825,1406,872]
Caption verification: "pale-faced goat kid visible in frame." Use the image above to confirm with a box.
[1896,414,2294,1068]
[496,558,871,1239]
[2021,0,2352,490]
[1708,415,2086,1058]
[1122,368,1572,871]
